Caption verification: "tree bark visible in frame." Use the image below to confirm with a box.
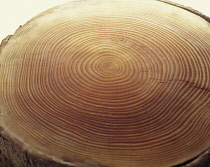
[0,0,210,167]
[0,128,69,167]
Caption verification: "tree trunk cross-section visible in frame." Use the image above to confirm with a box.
[0,0,210,167]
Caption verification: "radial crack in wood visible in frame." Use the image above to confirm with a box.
[0,0,210,167]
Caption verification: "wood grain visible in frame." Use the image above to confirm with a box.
[0,0,209,166]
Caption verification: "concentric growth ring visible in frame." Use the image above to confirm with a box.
[0,0,209,167]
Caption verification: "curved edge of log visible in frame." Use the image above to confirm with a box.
[184,149,210,167]
[1,125,209,167]
[0,127,74,167]
[0,25,23,55]
[157,0,210,23]
[0,35,12,55]
[156,1,210,166]
[0,1,209,167]
[158,1,210,166]
[172,148,210,167]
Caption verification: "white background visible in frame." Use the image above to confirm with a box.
[0,0,210,42]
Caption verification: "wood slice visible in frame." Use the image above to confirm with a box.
[0,0,210,167]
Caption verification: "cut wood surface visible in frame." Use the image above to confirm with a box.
[0,0,210,167]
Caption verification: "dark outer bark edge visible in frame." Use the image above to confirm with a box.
[0,127,74,167]
[0,0,210,166]
[172,148,210,167]
[157,0,210,23]
[0,35,12,55]
[155,1,210,166]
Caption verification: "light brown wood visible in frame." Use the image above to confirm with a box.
[0,0,210,166]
